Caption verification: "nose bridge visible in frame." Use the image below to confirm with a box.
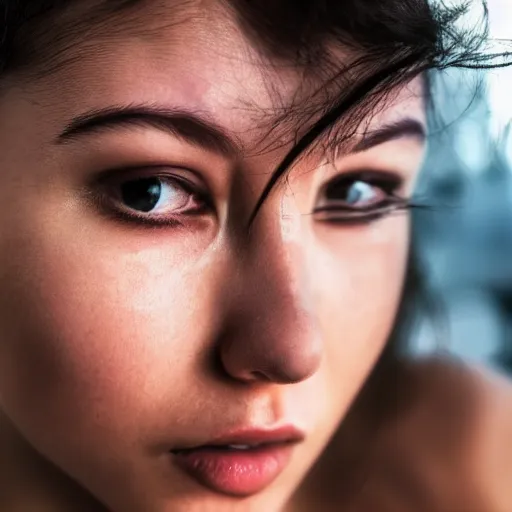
[219,204,322,384]
[245,197,311,319]
[254,203,295,272]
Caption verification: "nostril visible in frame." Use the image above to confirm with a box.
[249,361,320,385]
[250,370,270,381]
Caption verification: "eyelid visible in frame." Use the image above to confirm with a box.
[320,169,405,194]
[312,169,410,223]
[89,166,214,227]
[313,201,410,225]
[95,165,206,190]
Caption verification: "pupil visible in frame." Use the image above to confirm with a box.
[121,178,162,212]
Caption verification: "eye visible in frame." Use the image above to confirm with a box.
[314,171,409,223]
[96,171,209,226]
[327,179,386,207]
[120,177,191,213]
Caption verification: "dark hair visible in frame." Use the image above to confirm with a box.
[0,0,507,362]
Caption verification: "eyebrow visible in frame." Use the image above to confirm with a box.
[56,105,426,159]
[56,105,240,156]
[352,118,426,153]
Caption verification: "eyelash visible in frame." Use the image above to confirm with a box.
[312,170,412,224]
[93,167,415,228]
[93,168,210,227]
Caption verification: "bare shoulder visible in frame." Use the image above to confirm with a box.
[398,356,512,425]
[401,356,512,459]
[296,357,512,512]
[361,356,512,512]
[408,357,512,512]
[402,355,512,397]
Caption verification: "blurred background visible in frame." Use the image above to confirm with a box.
[411,0,512,372]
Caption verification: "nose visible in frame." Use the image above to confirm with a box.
[218,206,323,385]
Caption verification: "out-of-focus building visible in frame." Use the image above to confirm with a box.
[412,68,512,372]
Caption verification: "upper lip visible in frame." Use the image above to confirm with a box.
[172,426,305,452]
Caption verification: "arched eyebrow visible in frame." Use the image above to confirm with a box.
[352,118,426,153]
[55,104,425,161]
[55,104,240,156]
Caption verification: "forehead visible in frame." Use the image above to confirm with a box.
[11,0,426,149]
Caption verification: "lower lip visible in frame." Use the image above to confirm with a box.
[173,444,294,496]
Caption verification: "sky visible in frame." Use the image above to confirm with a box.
[487,0,512,131]
[439,0,512,133]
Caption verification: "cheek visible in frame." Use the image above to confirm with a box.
[0,214,220,447]
[309,217,409,408]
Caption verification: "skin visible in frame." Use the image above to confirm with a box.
[289,357,512,512]
[0,1,427,511]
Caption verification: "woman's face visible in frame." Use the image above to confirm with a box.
[0,1,426,511]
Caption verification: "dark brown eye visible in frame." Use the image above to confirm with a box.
[119,177,191,213]
[95,169,210,226]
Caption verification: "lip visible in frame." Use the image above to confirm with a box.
[171,426,304,497]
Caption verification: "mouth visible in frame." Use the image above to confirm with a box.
[170,426,304,497]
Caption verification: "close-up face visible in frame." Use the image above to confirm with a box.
[0,1,427,511]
